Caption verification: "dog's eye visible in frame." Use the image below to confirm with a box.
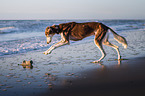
[47,28,50,32]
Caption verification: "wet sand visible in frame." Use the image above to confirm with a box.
[1,55,145,96]
[40,57,145,96]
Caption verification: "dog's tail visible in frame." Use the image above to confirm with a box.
[109,28,127,49]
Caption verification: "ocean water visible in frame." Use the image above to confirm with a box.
[0,20,145,56]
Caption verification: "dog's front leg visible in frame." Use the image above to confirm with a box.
[43,41,69,55]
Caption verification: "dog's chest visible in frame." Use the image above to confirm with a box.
[69,35,82,41]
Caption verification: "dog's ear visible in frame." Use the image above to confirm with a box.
[45,26,50,31]
[52,24,59,30]
[55,25,59,30]
[49,26,54,31]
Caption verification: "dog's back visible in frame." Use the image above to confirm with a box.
[62,22,108,41]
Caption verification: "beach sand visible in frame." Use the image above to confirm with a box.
[0,30,145,96]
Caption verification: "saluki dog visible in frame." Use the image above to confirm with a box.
[43,22,127,63]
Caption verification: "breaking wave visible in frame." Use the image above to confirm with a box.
[0,27,18,34]
[0,36,60,56]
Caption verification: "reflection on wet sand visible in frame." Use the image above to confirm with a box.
[96,61,122,70]
[116,58,129,65]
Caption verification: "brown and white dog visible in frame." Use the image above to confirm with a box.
[43,22,127,63]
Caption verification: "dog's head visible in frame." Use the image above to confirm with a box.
[45,25,59,44]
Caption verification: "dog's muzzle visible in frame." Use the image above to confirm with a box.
[46,36,52,44]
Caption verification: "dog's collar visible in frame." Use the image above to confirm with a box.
[55,25,60,34]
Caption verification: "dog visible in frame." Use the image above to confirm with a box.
[43,22,127,63]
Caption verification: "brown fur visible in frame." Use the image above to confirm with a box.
[59,22,108,41]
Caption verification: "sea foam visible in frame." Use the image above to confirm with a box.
[0,27,18,33]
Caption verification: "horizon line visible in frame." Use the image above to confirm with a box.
[0,18,145,20]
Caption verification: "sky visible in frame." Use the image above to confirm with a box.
[0,0,145,20]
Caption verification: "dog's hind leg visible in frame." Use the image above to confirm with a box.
[93,39,106,63]
[103,34,121,60]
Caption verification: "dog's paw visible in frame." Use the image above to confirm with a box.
[43,51,52,55]
[43,51,49,55]
[92,60,102,63]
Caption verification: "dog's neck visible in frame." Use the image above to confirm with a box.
[50,25,60,34]
[55,25,60,34]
